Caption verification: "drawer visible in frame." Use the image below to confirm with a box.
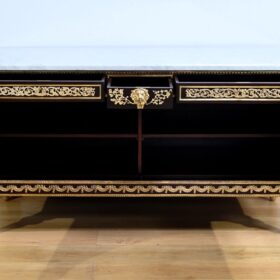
[0,73,105,100]
[175,73,280,103]
[107,76,173,109]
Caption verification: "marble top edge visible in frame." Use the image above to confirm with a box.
[1,66,280,71]
[0,46,280,71]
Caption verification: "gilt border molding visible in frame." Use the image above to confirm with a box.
[1,180,280,197]
[0,84,102,99]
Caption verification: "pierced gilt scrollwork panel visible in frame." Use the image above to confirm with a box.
[180,86,280,101]
[1,181,280,197]
[0,85,102,99]
[108,89,134,106]
[108,88,172,109]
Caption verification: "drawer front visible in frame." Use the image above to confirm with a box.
[175,74,280,103]
[178,85,280,102]
[108,87,173,109]
[107,76,173,109]
[0,81,104,100]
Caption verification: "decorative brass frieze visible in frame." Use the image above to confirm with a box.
[108,88,172,109]
[179,86,280,101]
[1,181,280,197]
[0,84,102,99]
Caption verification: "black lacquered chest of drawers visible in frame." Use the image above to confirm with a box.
[1,71,280,198]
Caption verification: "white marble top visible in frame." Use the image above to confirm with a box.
[0,46,280,71]
[0,0,280,71]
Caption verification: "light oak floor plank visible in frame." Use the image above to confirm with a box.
[0,197,279,280]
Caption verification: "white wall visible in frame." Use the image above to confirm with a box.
[0,0,279,47]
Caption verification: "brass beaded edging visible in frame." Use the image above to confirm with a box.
[1,181,280,197]
[2,70,280,76]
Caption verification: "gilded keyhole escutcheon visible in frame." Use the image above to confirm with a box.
[130,88,150,109]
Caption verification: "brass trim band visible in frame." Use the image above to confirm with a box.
[0,84,102,99]
[1,180,280,197]
[179,85,280,101]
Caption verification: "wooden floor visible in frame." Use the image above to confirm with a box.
[0,197,280,280]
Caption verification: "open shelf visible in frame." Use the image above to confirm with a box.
[142,137,280,180]
[0,102,137,134]
[143,103,280,134]
[0,138,137,180]
[2,136,277,180]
